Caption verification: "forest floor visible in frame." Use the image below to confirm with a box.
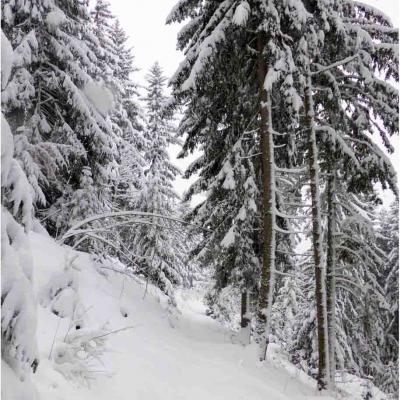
[2,232,387,400]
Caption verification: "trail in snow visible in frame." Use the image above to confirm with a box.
[90,289,318,400]
[3,232,381,400]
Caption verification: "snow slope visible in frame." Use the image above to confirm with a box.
[2,232,387,400]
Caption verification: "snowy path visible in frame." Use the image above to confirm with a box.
[22,232,325,400]
[90,290,318,400]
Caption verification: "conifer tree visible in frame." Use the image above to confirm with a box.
[375,202,399,396]
[108,19,145,212]
[132,63,185,304]
[88,1,145,259]
[176,37,261,333]
[1,0,119,239]
[1,29,38,380]
[168,0,398,393]
[168,0,307,360]
[293,0,398,389]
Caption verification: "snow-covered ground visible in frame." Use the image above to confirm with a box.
[2,232,387,400]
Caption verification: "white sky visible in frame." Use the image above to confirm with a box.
[109,0,399,204]
[109,0,184,87]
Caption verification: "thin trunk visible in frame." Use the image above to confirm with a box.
[241,291,249,329]
[240,290,251,345]
[304,71,330,390]
[256,35,276,362]
[326,172,336,386]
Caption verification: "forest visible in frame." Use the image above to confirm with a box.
[1,0,399,399]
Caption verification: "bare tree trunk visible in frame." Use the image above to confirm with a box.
[239,290,251,345]
[304,71,330,390]
[326,172,336,386]
[241,291,250,328]
[256,35,276,362]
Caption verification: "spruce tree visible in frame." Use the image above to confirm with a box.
[108,19,145,213]
[132,63,185,304]
[1,0,119,239]
[1,29,38,379]
[294,0,398,389]
[168,0,307,361]
[88,1,145,259]
[177,37,261,333]
[375,202,399,396]
[168,0,398,392]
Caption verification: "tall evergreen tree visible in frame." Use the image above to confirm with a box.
[1,0,119,239]
[168,0,307,360]
[293,0,398,389]
[88,1,146,261]
[108,19,145,213]
[168,0,398,392]
[175,36,261,334]
[131,63,186,304]
[1,29,38,380]
[375,202,399,396]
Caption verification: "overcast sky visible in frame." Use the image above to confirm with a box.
[110,0,399,85]
[108,0,399,203]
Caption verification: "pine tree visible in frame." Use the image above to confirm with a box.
[168,0,398,393]
[334,194,394,393]
[131,63,186,304]
[109,19,143,132]
[91,0,114,43]
[375,202,399,396]
[302,0,397,388]
[1,30,38,379]
[168,0,308,360]
[88,1,145,259]
[176,36,261,334]
[272,0,399,388]
[2,0,119,241]
[108,19,145,213]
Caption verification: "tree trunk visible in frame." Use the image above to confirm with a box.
[241,291,250,328]
[304,71,330,390]
[256,35,276,362]
[326,172,336,386]
[240,290,251,345]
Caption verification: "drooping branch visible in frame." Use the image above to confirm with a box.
[311,53,359,76]
[60,210,209,243]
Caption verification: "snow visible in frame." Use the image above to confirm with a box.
[1,30,13,89]
[180,1,233,91]
[219,159,235,190]
[1,208,38,376]
[232,1,250,26]
[222,169,235,190]
[12,30,38,68]
[221,226,235,248]
[2,361,39,400]
[83,80,114,117]
[1,113,14,182]
[45,9,67,29]
[1,113,33,227]
[2,231,389,400]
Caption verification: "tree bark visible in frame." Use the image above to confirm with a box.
[326,172,336,386]
[304,71,330,390]
[256,35,276,362]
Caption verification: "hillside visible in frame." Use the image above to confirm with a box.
[2,232,387,400]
